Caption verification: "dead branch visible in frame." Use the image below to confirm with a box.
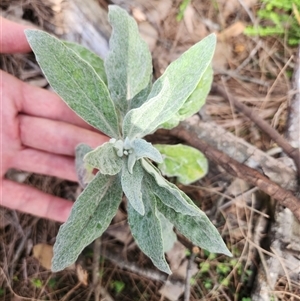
[166,122,300,222]
[286,47,300,157]
[183,250,197,301]
[180,116,297,191]
[60,0,110,58]
[251,46,300,300]
[100,247,185,287]
[92,237,101,301]
[211,83,300,180]
[91,238,115,301]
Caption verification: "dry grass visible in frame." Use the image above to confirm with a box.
[1,0,299,300]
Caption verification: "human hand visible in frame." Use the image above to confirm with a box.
[0,17,108,222]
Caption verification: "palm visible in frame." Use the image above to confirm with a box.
[1,70,108,222]
[0,25,108,222]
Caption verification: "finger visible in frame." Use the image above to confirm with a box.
[0,17,33,53]
[1,179,73,222]
[19,115,109,156]
[12,148,77,182]
[1,70,94,129]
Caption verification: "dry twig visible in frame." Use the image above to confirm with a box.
[166,122,300,221]
[211,83,300,180]
[167,116,296,190]
[184,249,197,301]
[100,247,185,288]
[92,238,115,301]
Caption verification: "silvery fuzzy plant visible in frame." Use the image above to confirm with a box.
[25,5,231,274]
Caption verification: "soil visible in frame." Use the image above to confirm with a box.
[1,0,299,300]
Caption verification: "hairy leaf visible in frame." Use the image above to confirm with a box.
[25,30,120,138]
[133,139,163,163]
[127,151,137,174]
[121,159,145,215]
[105,5,153,116]
[157,211,177,252]
[156,198,232,257]
[129,79,153,110]
[84,142,122,175]
[123,78,171,138]
[63,41,107,84]
[123,34,216,138]
[117,138,163,173]
[141,159,200,216]
[52,173,123,271]
[127,182,171,274]
[162,65,213,129]
[75,143,94,188]
[154,144,208,185]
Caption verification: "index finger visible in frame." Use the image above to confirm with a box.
[0,16,33,53]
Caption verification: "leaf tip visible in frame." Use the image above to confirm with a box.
[209,243,232,258]
[164,267,172,275]
[24,28,35,34]
[24,28,43,39]
[223,248,233,257]
[24,29,36,41]
[207,32,217,42]
[158,261,172,275]
[51,260,62,273]
[137,206,145,216]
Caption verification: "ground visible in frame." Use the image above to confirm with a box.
[1,0,300,300]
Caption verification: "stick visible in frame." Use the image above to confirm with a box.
[92,238,115,301]
[100,247,186,289]
[183,249,197,301]
[167,122,300,221]
[211,83,300,180]
[161,116,296,190]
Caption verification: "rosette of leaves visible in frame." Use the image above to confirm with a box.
[25,5,231,274]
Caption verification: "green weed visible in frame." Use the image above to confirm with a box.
[0,288,5,297]
[31,278,43,288]
[245,0,300,46]
[110,280,125,295]
[196,252,252,299]
[176,0,191,21]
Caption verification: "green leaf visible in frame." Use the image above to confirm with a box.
[141,159,200,216]
[154,144,208,185]
[123,34,216,139]
[157,211,177,252]
[162,65,213,129]
[123,79,171,138]
[129,79,153,110]
[84,142,122,175]
[132,139,163,163]
[25,29,120,138]
[105,5,153,116]
[75,143,94,188]
[121,159,145,215]
[52,173,122,271]
[63,41,107,84]
[156,197,232,257]
[127,182,171,274]
[176,0,191,21]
